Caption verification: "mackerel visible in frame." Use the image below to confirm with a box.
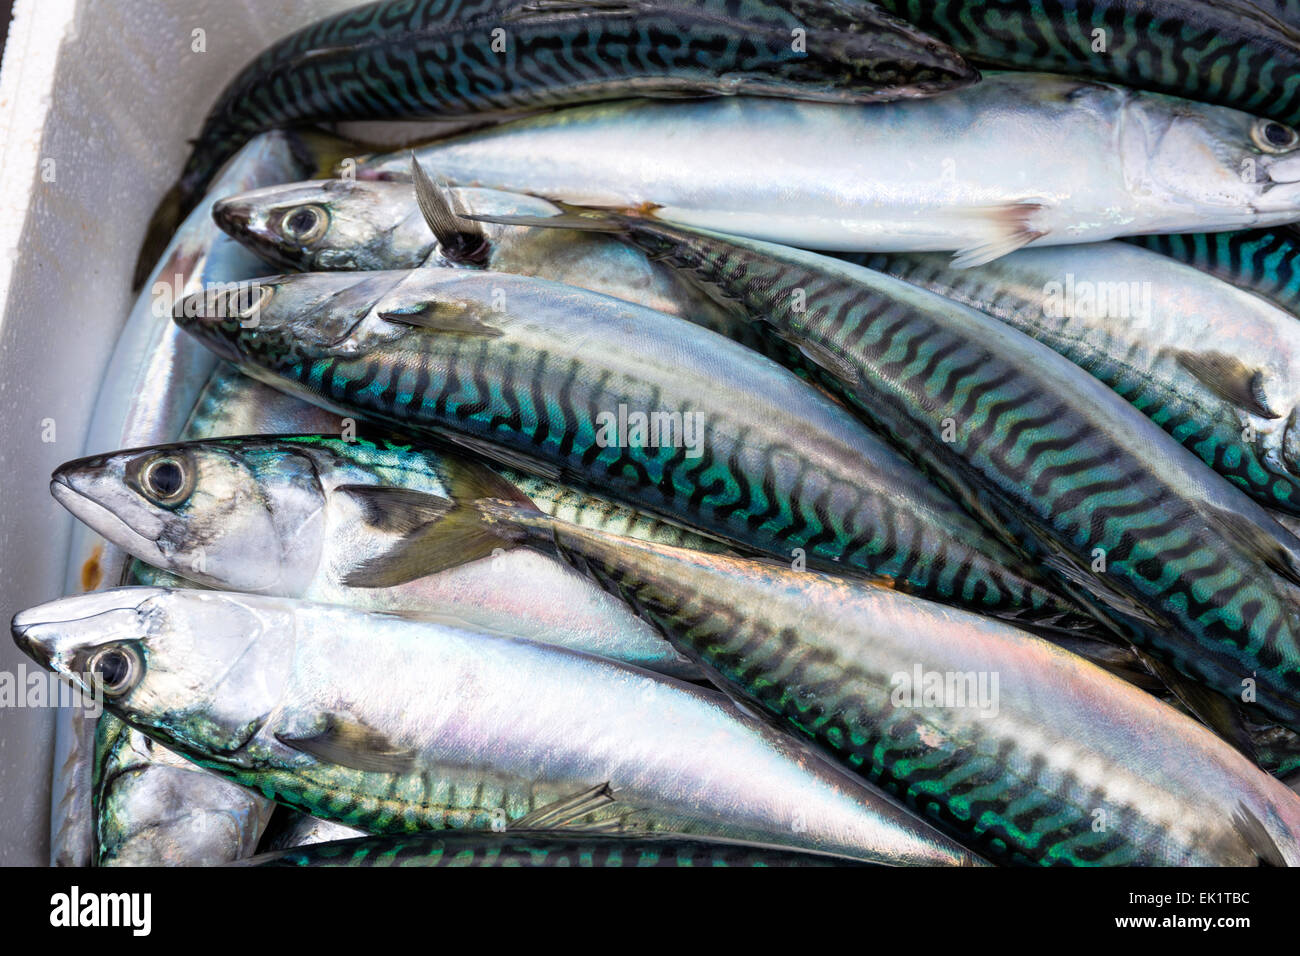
[53,435,704,678]
[240,831,868,867]
[358,73,1300,264]
[211,178,752,345]
[873,0,1300,127]
[458,502,1300,866]
[12,588,984,867]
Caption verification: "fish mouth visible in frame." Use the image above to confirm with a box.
[212,199,303,271]
[211,197,251,236]
[50,476,167,565]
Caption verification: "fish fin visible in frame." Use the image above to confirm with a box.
[950,204,1047,269]
[500,0,645,23]
[336,466,539,587]
[785,333,860,386]
[1040,634,1164,690]
[434,432,567,482]
[335,485,455,539]
[276,715,419,775]
[410,155,490,266]
[1207,507,1300,589]
[377,301,503,338]
[1230,801,1287,867]
[133,181,186,291]
[1038,549,1169,630]
[1172,350,1279,420]
[1138,650,1260,762]
[460,203,633,235]
[509,782,616,830]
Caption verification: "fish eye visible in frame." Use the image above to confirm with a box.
[1252,119,1300,154]
[280,204,328,244]
[87,645,142,697]
[139,454,193,507]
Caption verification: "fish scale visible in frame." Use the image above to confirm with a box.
[177,270,1097,635]
[536,212,1300,732]
[875,0,1300,125]
[1124,229,1300,320]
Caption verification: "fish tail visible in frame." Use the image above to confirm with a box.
[132,179,188,291]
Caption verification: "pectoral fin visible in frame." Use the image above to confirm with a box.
[1172,350,1279,420]
[1229,802,1287,867]
[1138,650,1259,762]
[1039,549,1168,630]
[336,462,538,587]
[950,203,1048,269]
[276,715,418,775]
[377,300,503,338]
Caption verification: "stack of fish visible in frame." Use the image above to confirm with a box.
[17,0,1300,867]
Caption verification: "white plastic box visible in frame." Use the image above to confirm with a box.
[0,0,364,865]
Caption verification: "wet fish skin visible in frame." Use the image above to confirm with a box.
[1250,0,1300,27]
[474,502,1300,866]
[239,832,870,867]
[12,588,985,867]
[359,74,1300,262]
[174,268,1098,636]
[52,434,701,678]
[873,0,1300,127]
[1123,230,1300,321]
[157,0,975,250]
[211,179,756,347]
[513,207,1300,733]
[850,243,1300,518]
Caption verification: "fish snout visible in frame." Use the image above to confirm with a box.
[211,196,252,237]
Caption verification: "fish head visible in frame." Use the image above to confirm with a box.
[51,440,327,594]
[175,270,514,374]
[173,271,412,372]
[213,179,432,271]
[12,588,294,758]
[1124,92,1300,225]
